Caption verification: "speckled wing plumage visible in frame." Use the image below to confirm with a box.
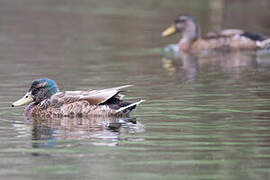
[190,29,260,51]
[25,85,144,118]
[204,29,245,39]
[78,85,133,105]
[197,29,270,51]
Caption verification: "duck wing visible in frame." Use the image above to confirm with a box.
[78,85,133,105]
[47,85,133,108]
[205,29,267,41]
[204,29,244,39]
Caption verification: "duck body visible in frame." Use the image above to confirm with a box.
[186,34,256,52]
[12,79,144,118]
[25,88,143,118]
[162,15,270,53]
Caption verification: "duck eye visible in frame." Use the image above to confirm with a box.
[25,95,28,98]
[175,19,185,23]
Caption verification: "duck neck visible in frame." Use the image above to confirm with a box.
[179,22,200,51]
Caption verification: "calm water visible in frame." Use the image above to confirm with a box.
[1,0,270,179]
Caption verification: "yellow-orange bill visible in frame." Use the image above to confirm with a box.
[162,25,177,37]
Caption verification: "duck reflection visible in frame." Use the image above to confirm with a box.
[31,116,144,149]
[162,48,262,82]
[162,52,199,82]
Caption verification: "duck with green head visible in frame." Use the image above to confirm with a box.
[162,14,270,53]
[12,78,144,118]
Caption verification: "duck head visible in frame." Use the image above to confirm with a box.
[162,14,200,43]
[12,78,59,107]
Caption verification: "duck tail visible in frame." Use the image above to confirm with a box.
[115,100,145,114]
[257,38,270,49]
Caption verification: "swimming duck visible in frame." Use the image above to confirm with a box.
[162,14,270,53]
[12,78,144,118]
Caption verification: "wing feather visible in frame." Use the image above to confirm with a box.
[78,85,133,105]
[205,29,244,39]
[50,85,133,106]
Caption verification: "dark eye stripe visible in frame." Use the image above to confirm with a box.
[175,19,185,23]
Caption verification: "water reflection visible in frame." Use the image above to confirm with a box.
[161,47,270,82]
[162,52,199,82]
[30,116,144,149]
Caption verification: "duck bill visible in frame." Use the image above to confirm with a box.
[12,92,33,107]
[162,25,177,37]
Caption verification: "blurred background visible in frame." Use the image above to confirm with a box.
[1,0,270,180]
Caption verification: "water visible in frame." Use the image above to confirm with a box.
[1,0,270,179]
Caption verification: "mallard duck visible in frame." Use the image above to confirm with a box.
[162,14,270,52]
[12,78,144,118]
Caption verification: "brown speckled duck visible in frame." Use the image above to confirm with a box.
[162,14,270,53]
[12,78,144,118]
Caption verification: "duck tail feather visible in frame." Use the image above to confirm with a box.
[115,100,145,113]
[257,38,270,49]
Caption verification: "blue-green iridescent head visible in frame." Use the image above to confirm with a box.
[12,78,59,107]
